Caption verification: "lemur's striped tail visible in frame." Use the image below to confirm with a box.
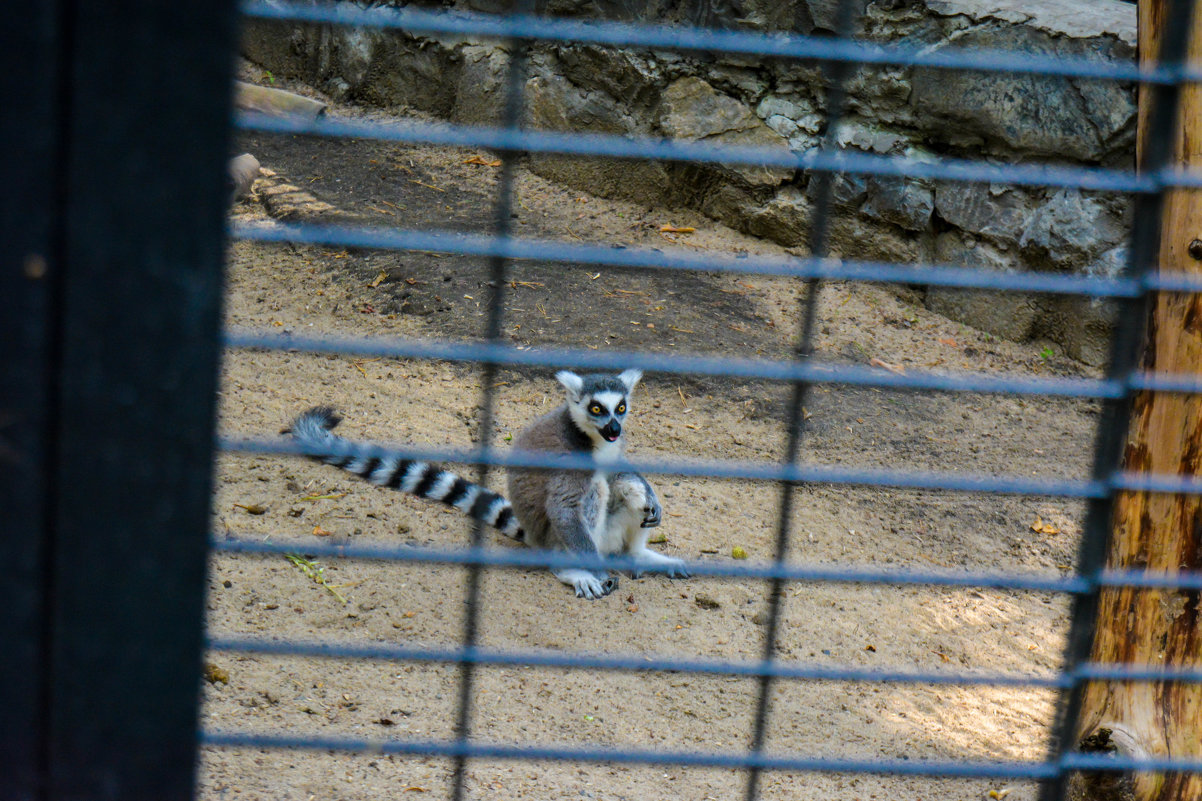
[288,406,525,542]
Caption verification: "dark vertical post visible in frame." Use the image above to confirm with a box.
[1042,0,1198,799]
[2,1,237,799]
[0,3,64,801]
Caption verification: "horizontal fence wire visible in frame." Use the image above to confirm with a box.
[208,536,1202,593]
[225,328,1202,397]
[212,0,1202,796]
[232,218,1202,298]
[200,729,1202,780]
[237,110,1198,193]
[219,429,1202,496]
[220,433,1116,496]
[205,633,1202,686]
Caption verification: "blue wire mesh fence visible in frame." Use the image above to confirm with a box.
[204,0,1202,799]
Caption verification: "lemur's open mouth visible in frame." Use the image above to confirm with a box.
[602,431,620,442]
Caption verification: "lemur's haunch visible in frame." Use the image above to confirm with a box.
[288,369,688,599]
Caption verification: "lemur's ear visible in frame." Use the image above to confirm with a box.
[618,369,643,394]
[555,370,584,400]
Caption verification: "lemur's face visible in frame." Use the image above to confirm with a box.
[556,369,643,445]
[582,389,628,442]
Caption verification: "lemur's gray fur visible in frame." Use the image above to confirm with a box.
[287,369,688,599]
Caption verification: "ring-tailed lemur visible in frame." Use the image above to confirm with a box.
[287,369,688,599]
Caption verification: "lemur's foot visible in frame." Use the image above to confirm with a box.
[557,568,619,600]
[629,551,689,579]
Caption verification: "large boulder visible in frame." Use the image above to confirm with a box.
[657,77,795,188]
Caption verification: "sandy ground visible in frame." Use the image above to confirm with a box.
[199,76,1106,801]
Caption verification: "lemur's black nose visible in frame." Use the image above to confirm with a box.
[600,420,621,441]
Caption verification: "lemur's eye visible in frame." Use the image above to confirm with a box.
[617,403,626,414]
[589,403,602,415]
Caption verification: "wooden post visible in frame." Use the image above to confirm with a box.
[1073,2,1202,799]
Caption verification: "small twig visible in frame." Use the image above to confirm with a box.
[285,553,348,604]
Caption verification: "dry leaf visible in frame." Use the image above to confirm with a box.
[659,224,696,234]
[234,503,267,515]
[313,525,333,537]
[463,155,502,167]
[368,271,387,288]
[938,337,959,347]
[1030,516,1060,535]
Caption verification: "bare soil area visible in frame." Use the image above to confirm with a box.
[200,77,1105,801]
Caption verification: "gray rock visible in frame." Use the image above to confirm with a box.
[924,232,1040,340]
[324,76,352,101]
[707,60,773,98]
[827,214,922,263]
[835,120,906,154]
[863,177,934,232]
[756,96,808,121]
[524,72,671,204]
[747,186,811,246]
[691,0,801,31]
[1019,189,1126,269]
[802,0,870,33]
[910,25,1132,161]
[698,183,763,231]
[658,77,794,187]
[332,27,379,90]
[526,72,636,135]
[1042,295,1118,366]
[1085,245,1130,280]
[451,45,508,125]
[1041,245,1126,365]
[658,77,757,140]
[556,46,661,108]
[934,183,1032,241]
[806,170,869,210]
[352,33,459,115]
[924,0,1135,43]
[765,115,801,139]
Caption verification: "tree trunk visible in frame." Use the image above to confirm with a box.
[1073,3,1202,800]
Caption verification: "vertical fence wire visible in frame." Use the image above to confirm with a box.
[449,1,534,797]
[743,1,857,798]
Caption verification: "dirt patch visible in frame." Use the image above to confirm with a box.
[201,76,1104,801]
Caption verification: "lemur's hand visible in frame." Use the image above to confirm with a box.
[641,492,662,528]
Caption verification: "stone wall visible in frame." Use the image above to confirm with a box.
[243,0,1138,363]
